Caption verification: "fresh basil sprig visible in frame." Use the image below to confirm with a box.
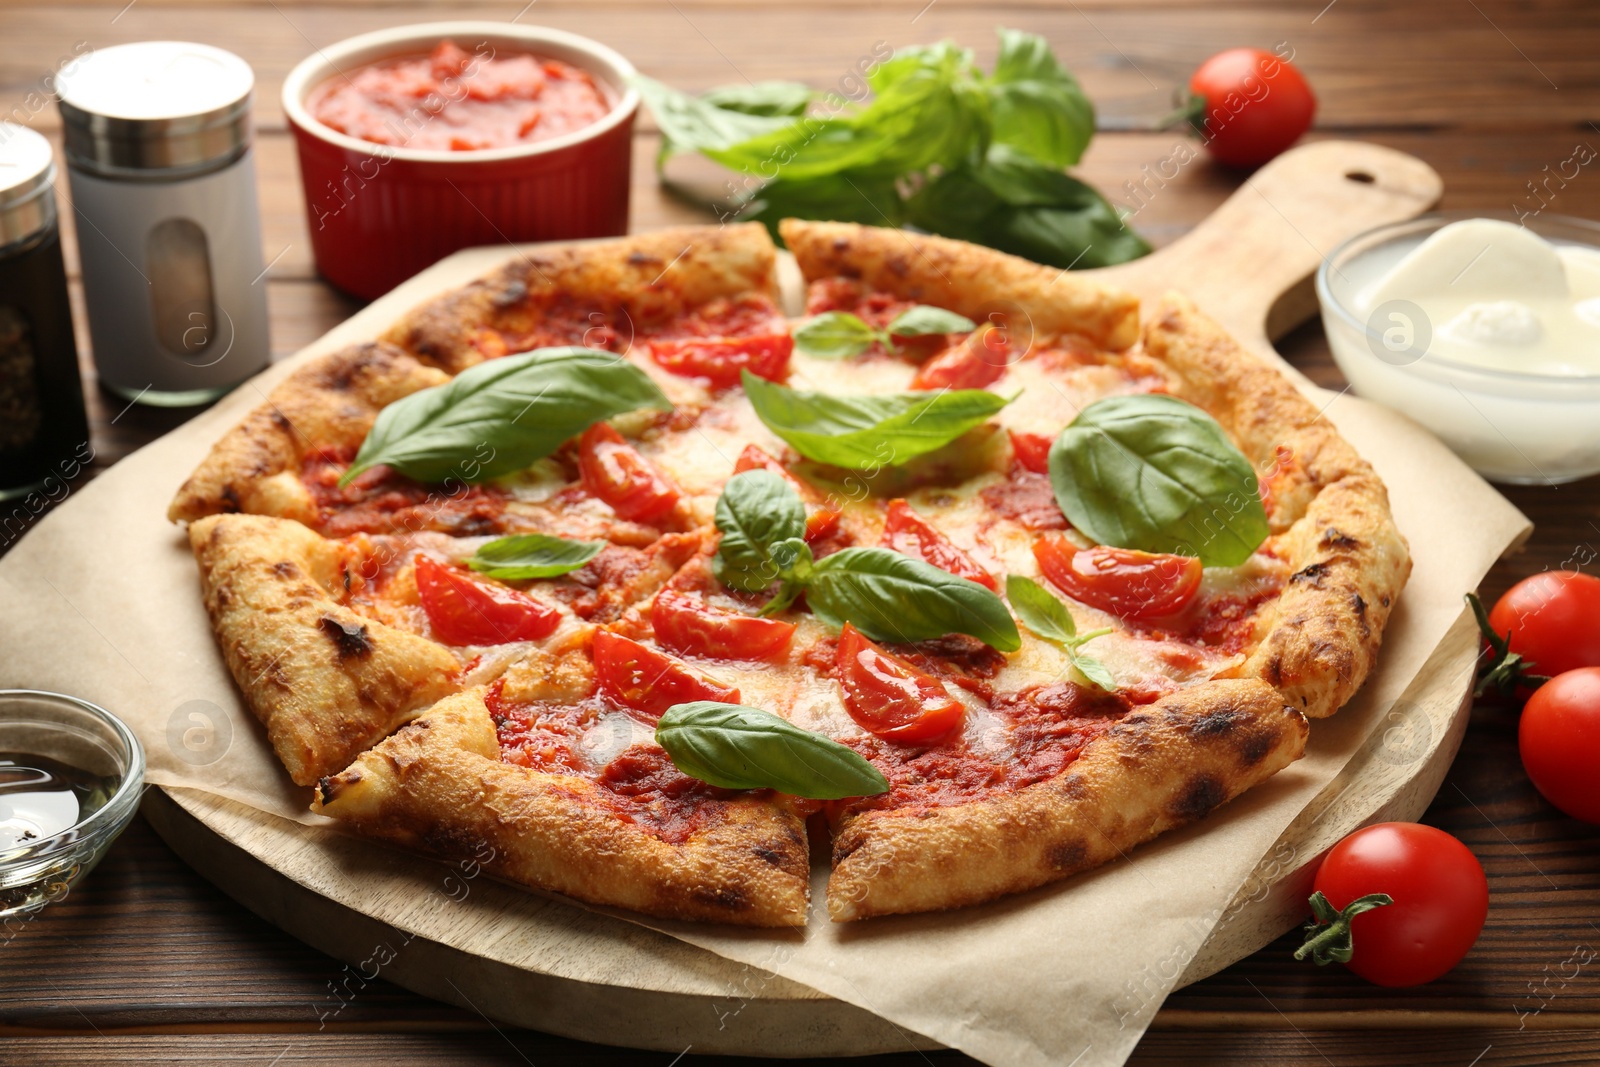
[741,370,1010,470]
[340,347,671,486]
[709,476,1020,650]
[711,470,806,593]
[1006,575,1116,691]
[466,533,605,579]
[656,701,889,799]
[793,305,977,360]
[1048,395,1268,568]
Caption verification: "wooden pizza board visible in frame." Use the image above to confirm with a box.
[142,140,1465,1056]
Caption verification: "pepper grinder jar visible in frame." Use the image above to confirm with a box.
[55,41,270,407]
[0,123,90,501]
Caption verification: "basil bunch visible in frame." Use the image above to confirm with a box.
[340,347,670,486]
[634,28,1149,270]
[467,534,605,579]
[1006,575,1116,691]
[712,471,1020,651]
[741,370,1010,470]
[793,305,977,360]
[656,701,888,800]
[1048,395,1269,568]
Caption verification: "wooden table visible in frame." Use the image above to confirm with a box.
[4,2,1600,1064]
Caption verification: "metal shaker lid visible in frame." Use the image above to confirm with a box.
[0,123,58,249]
[55,41,254,179]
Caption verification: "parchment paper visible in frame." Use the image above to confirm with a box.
[0,244,1528,1067]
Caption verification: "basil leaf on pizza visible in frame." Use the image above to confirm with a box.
[467,534,606,579]
[656,701,889,800]
[1006,574,1117,691]
[741,370,1010,469]
[886,305,977,337]
[341,347,671,486]
[807,547,1021,651]
[1048,394,1268,568]
[712,470,807,593]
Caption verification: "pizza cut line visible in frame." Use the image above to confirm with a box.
[169,221,1409,925]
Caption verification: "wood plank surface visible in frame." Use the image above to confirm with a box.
[3,0,1599,1064]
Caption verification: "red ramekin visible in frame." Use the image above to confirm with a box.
[282,21,638,300]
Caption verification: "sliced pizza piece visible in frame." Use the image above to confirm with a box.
[383,223,785,376]
[312,683,812,927]
[188,513,460,786]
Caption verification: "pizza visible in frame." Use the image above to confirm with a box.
[169,221,1409,926]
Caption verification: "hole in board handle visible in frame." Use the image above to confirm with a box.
[1345,170,1377,184]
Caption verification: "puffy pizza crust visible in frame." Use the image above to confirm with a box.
[827,679,1307,920]
[169,343,447,524]
[383,222,782,374]
[189,513,459,786]
[1144,295,1412,718]
[779,219,1141,352]
[313,687,813,927]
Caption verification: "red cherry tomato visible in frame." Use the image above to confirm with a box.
[909,326,1013,391]
[1488,571,1600,679]
[413,554,561,645]
[1519,667,1600,823]
[1008,430,1053,475]
[1311,822,1488,987]
[649,333,792,388]
[1187,47,1316,167]
[649,588,796,662]
[1034,537,1202,620]
[733,443,842,544]
[882,499,995,590]
[835,623,965,744]
[591,629,740,721]
[578,422,680,523]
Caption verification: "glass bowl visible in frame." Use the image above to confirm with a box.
[0,690,144,918]
[1316,210,1600,485]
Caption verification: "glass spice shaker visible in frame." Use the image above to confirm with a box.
[54,41,270,407]
[0,123,90,502]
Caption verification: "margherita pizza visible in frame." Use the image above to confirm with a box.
[169,221,1409,926]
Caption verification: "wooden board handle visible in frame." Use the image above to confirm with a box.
[1086,140,1443,360]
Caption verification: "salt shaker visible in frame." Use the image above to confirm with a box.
[54,41,270,406]
[0,123,90,501]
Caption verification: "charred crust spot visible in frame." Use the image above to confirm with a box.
[269,410,291,432]
[318,615,375,659]
[1351,593,1371,637]
[1238,728,1274,767]
[1320,528,1363,551]
[1263,654,1286,687]
[1056,773,1088,800]
[490,279,528,309]
[1047,839,1088,871]
[316,777,336,805]
[753,846,786,867]
[832,835,865,865]
[1171,773,1227,822]
[1380,594,1392,608]
[627,251,664,268]
[220,484,242,513]
[421,825,486,858]
[1290,561,1330,586]
[1190,708,1245,737]
[690,884,750,912]
[272,561,300,580]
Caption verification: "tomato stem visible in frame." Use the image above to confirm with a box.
[1159,91,1209,138]
[1466,592,1550,699]
[1294,890,1393,966]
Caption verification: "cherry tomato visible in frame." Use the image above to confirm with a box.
[578,422,680,523]
[591,629,740,721]
[649,333,792,388]
[1008,430,1053,475]
[835,623,965,744]
[1519,667,1600,823]
[1187,48,1316,167]
[413,554,561,645]
[733,443,842,544]
[1311,822,1488,987]
[882,499,996,590]
[909,326,1013,391]
[649,587,796,662]
[1034,537,1202,620]
[1488,571,1600,679]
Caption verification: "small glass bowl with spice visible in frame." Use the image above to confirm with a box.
[0,691,144,917]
